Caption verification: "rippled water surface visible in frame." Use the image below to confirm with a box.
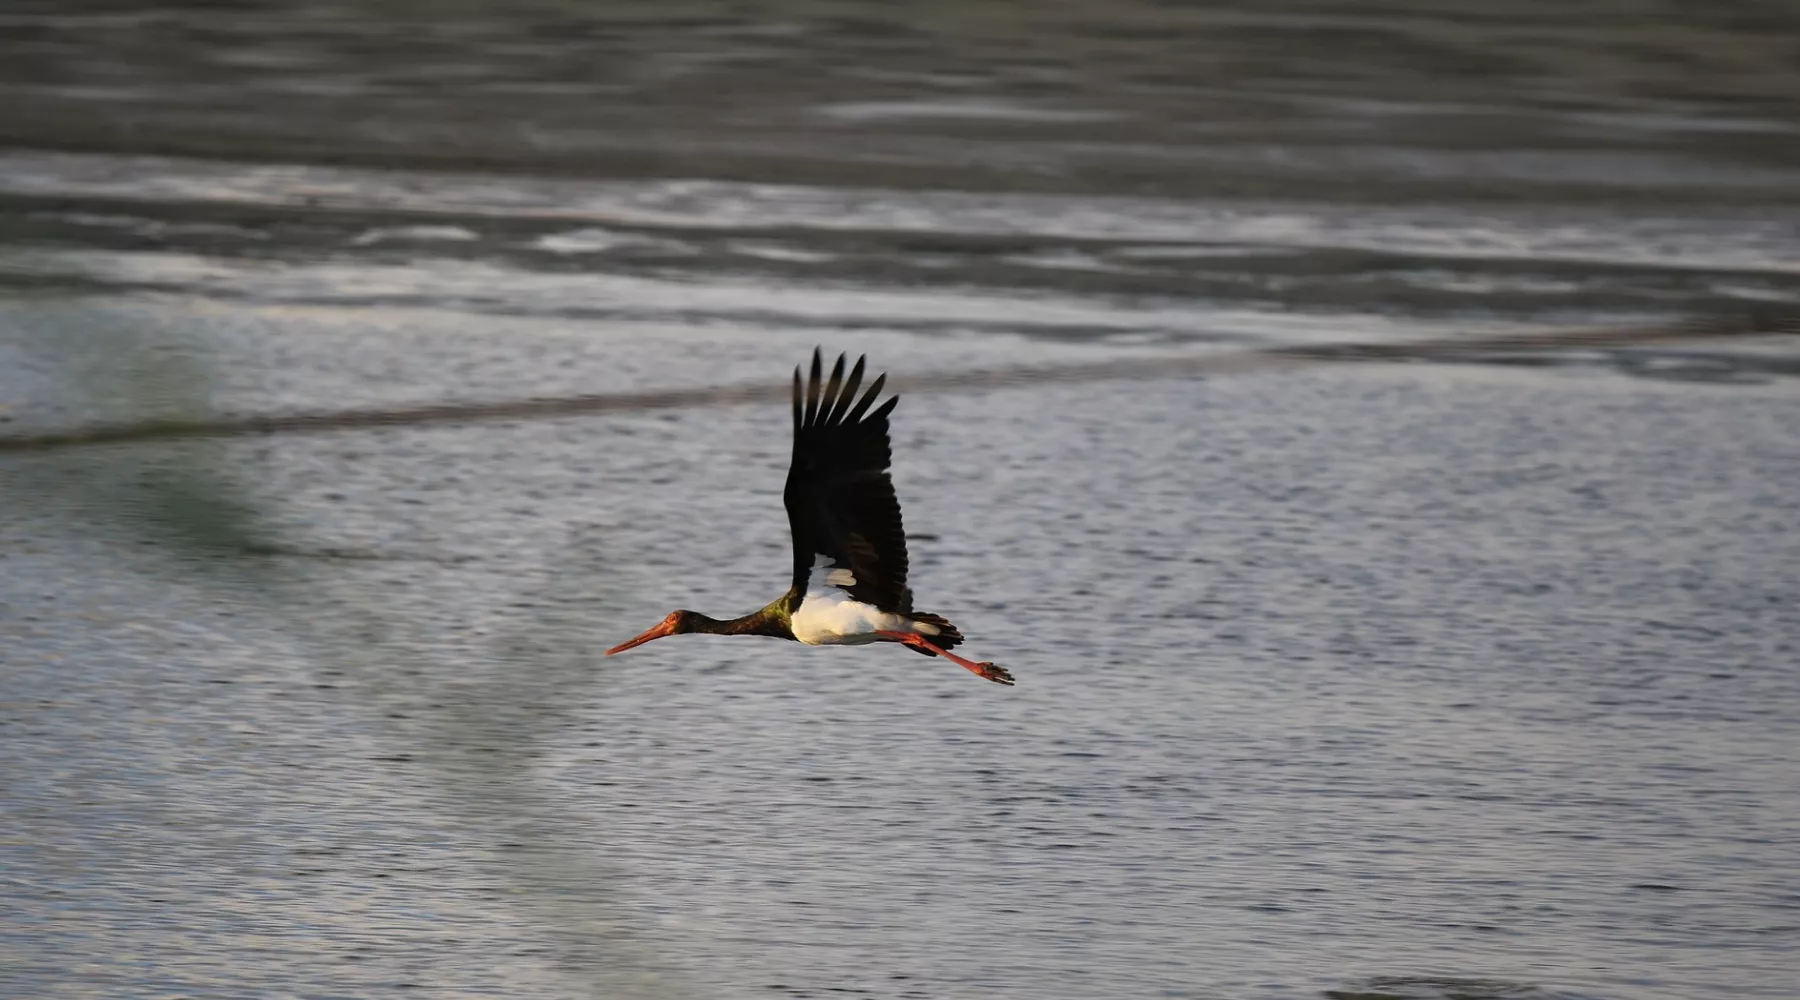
[3,4,1799,999]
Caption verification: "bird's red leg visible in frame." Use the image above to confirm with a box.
[875,630,1014,686]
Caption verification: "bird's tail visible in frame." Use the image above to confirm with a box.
[906,612,964,654]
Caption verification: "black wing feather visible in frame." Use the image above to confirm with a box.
[784,349,912,613]
[822,356,865,427]
[843,373,888,425]
[804,350,825,426]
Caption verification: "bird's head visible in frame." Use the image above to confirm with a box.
[604,609,703,656]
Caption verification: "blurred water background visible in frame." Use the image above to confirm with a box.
[2,3,1798,999]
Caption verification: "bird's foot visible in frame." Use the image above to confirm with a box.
[874,630,1016,686]
[975,661,1015,686]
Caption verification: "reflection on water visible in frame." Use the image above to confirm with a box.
[2,3,1799,999]
[1323,978,1579,1000]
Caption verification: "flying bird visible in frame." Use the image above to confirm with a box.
[605,349,1014,685]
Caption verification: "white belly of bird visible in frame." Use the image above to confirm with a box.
[790,592,908,645]
[789,556,938,646]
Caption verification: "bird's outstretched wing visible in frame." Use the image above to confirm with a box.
[784,349,911,612]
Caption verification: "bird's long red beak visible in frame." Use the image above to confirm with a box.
[604,618,678,656]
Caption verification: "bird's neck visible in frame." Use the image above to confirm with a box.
[691,602,791,639]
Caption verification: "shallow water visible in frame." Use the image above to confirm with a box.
[6,301,1799,1000]
[3,4,1800,1000]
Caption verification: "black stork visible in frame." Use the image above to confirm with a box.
[604,349,1014,686]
